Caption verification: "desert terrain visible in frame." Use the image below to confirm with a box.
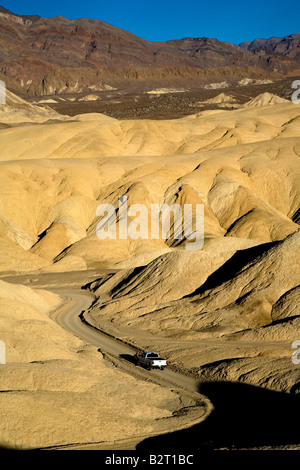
[0,6,300,452]
[0,82,299,450]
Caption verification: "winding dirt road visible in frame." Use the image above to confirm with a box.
[1,270,212,450]
[50,286,201,393]
[4,271,297,450]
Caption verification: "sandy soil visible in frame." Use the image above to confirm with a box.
[0,88,299,450]
[0,271,211,450]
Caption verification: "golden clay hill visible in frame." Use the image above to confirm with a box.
[0,85,299,450]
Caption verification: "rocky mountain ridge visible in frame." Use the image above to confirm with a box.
[0,6,299,96]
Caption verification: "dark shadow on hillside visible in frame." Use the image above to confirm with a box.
[184,241,277,298]
[110,265,146,296]
[136,381,300,451]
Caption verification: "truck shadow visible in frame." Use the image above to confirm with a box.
[119,353,137,365]
[136,381,300,451]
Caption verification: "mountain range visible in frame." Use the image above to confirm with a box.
[0,5,299,96]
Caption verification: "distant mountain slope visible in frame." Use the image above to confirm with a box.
[166,37,268,69]
[240,33,300,61]
[0,5,299,95]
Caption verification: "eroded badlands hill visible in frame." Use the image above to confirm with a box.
[0,89,299,449]
[0,90,299,272]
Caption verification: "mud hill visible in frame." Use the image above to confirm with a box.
[0,86,299,449]
[0,277,207,449]
[0,89,299,272]
[244,92,291,107]
[83,230,300,396]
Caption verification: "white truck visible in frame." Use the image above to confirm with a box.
[134,351,167,370]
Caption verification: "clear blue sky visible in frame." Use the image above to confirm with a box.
[0,0,299,44]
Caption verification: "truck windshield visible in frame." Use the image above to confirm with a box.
[147,353,159,358]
